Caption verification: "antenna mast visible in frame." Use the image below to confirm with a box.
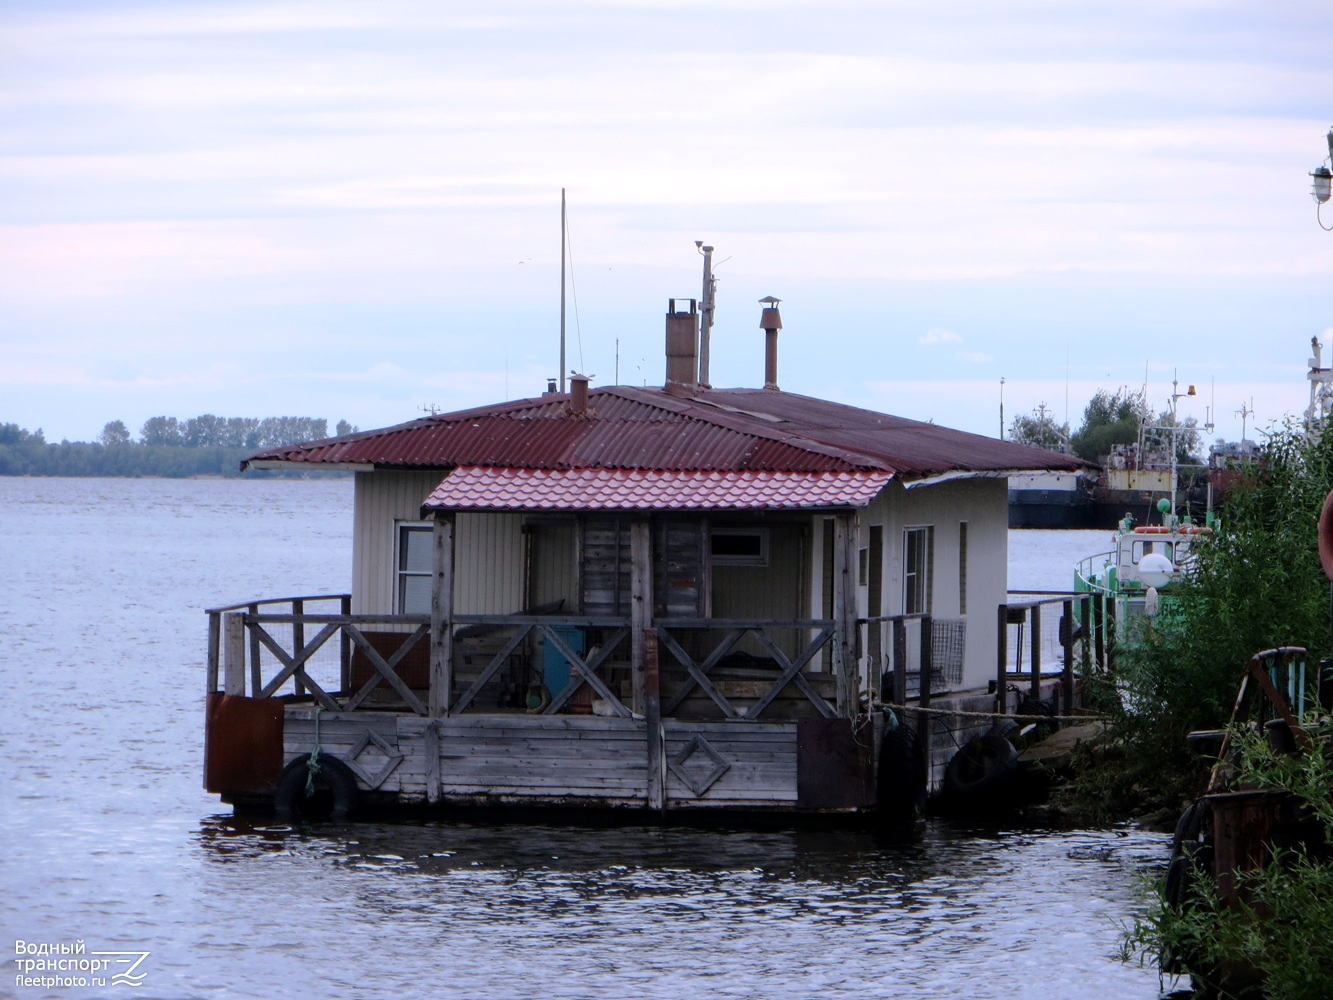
[696,242,715,387]
[559,189,567,394]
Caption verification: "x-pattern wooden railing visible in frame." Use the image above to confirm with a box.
[209,602,840,722]
[246,613,432,714]
[656,619,838,720]
[447,615,632,718]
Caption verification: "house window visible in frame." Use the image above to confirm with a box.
[397,523,433,614]
[710,528,768,567]
[903,525,934,615]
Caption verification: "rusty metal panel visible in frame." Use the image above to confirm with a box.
[204,693,285,794]
[796,717,873,809]
[243,385,1086,480]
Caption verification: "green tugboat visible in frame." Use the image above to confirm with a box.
[1074,497,1215,644]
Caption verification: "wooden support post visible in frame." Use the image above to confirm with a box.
[1079,595,1092,675]
[292,597,306,698]
[340,594,352,693]
[425,720,442,806]
[247,602,262,696]
[1105,597,1117,675]
[832,513,858,717]
[644,628,665,814]
[630,519,653,716]
[1029,604,1042,702]
[1093,593,1106,673]
[892,619,907,706]
[429,512,456,718]
[1061,598,1075,714]
[995,603,1008,714]
[918,614,933,779]
[223,611,246,696]
[207,612,221,693]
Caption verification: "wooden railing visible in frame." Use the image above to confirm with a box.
[997,592,1112,715]
[655,618,839,720]
[205,602,857,720]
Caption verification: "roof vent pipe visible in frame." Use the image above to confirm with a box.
[569,373,590,414]
[759,296,782,391]
[664,298,699,393]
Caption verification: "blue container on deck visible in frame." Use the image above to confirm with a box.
[543,626,586,694]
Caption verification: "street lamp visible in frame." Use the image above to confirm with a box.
[1311,127,1333,230]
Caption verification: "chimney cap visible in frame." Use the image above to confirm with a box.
[759,295,781,305]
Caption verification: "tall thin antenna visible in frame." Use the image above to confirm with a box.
[559,188,567,394]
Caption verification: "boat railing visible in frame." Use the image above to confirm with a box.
[1074,550,1115,593]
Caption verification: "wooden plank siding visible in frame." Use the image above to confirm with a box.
[281,709,801,810]
[663,721,798,805]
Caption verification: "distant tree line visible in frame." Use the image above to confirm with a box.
[0,415,358,477]
[1008,387,1205,465]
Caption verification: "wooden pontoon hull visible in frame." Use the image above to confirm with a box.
[208,703,881,817]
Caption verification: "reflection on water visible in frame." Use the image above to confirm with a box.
[0,479,1174,999]
[183,817,1171,999]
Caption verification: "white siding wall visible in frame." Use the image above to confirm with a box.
[352,471,525,616]
[805,477,1009,694]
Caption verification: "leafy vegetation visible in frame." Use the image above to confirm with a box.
[1070,387,1148,462]
[1068,420,1333,823]
[1077,420,1333,996]
[1008,404,1070,452]
[0,415,359,477]
[1122,724,1333,1000]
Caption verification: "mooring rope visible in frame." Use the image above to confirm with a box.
[304,704,324,798]
[884,703,1109,725]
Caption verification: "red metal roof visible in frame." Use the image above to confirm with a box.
[420,467,894,513]
[243,384,1085,480]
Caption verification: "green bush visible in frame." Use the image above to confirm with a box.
[1123,724,1333,1000]
[1087,421,1333,808]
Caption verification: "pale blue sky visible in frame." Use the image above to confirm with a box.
[4,0,1332,445]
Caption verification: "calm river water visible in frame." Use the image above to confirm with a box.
[0,478,1171,999]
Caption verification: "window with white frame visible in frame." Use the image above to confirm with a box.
[710,527,769,567]
[903,525,934,615]
[397,523,433,614]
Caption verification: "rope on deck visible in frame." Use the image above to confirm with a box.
[884,703,1110,725]
[304,704,324,798]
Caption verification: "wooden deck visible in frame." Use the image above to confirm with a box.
[203,592,1110,820]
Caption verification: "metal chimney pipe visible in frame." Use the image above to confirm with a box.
[759,296,782,391]
[697,243,715,388]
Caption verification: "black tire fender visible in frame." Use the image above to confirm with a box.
[274,753,360,822]
[877,721,927,835]
[943,732,1018,798]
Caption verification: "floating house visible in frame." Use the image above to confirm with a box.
[204,298,1085,824]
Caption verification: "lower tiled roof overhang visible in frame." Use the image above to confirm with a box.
[419,466,894,515]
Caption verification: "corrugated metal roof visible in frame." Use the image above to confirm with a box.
[243,384,1086,479]
[420,467,894,513]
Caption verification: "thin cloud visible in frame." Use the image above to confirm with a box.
[919,329,962,346]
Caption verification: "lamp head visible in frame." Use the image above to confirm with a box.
[1313,165,1333,205]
